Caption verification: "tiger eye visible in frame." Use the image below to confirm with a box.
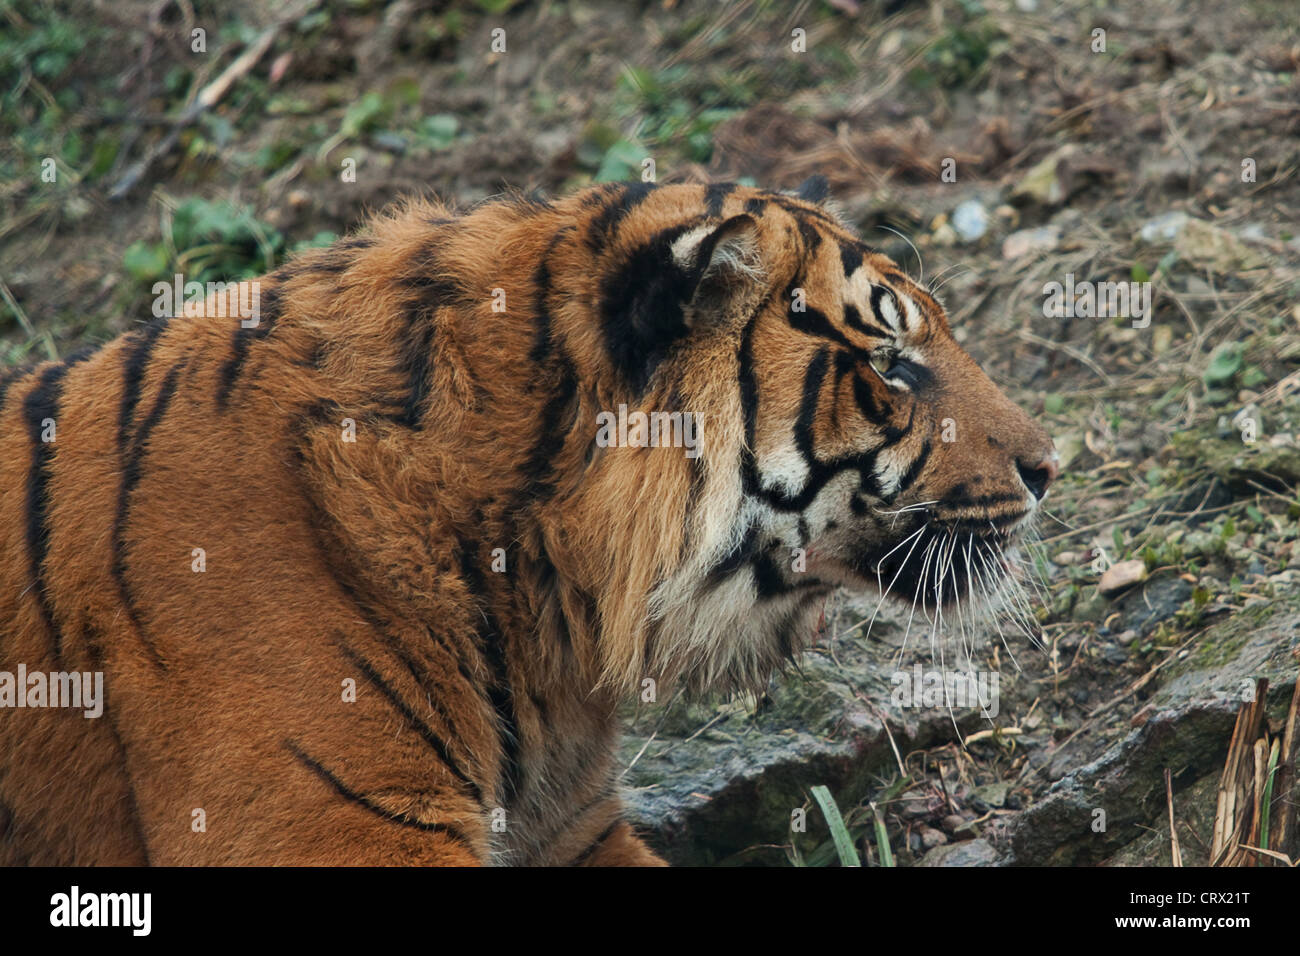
[868,348,897,377]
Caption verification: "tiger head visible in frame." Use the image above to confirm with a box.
[297,181,1055,698]
[535,181,1058,693]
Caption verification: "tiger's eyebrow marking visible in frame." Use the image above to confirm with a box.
[898,294,922,332]
[870,284,903,333]
[844,303,894,341]
[784,280,860,351]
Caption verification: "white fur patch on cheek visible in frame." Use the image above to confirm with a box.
[756,440,811,499]
[873,444,913,499]
[799,471,859,534]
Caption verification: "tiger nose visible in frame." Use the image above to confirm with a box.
[1016,454,1058,501]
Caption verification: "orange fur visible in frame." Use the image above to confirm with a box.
[0,181,1053,865]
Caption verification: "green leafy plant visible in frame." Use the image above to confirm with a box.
[123,198,285,287]
[414,114,459,152]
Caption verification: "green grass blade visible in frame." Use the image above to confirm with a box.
[1260,739,1281,851]
[871,802,895,868]
[810,785,860,867]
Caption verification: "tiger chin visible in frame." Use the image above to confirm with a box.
[0,178,1055,866]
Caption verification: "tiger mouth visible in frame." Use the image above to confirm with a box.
[849,521,1026,610]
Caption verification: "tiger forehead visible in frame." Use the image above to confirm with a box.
[571,180,945,334]
[577,181,840,249]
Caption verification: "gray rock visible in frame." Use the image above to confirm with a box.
[952,200,990,242]
[1138,211,1190,243]
[918,838,1000,866]
[617,589,1299,867]
[619,599,1000,865]
[1000,697,1240,865]
[1113,575,1193,634]
[998,600,1299,866]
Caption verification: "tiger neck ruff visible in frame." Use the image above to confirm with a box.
[0,180,1055,866]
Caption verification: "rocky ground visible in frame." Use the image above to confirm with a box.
[2,0,1297,865]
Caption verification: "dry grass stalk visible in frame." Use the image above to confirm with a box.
[1211,671,1300,866]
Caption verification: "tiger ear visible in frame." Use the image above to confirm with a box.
[604,213,763,390]
[669,213,763,324]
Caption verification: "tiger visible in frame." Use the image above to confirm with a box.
[0,178,1056,866]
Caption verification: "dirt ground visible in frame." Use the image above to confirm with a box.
[2,0,1298,865]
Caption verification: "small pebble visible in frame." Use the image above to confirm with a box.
[1099,559,1148,596]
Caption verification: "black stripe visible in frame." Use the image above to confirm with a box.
[704,182,736,218]
[706,521,761,587]
[743,197,768,216]
[338,644,484,805]
[372,624,485,735]
[786,280,859,351]
[842,303,893,341]
[456,537,523,802]
[795,217,822,253]
[744,339,913,513]
[117,320,169,449]
[515,368,576,505]
[285,741,475,847]
[793,347,831,462]
[830,349,855,433]
[305,235,378,276]
[588,181,657,251]
[524,546,572,657]
[851,369,884,421]
[838,238,864,278]
[526,226,574,366]
[516,228,581,506]
[738,302,763,496]
[337,236,378,252]
[598,222,698,391]
[768,194,843,232]
[396,306,437,428]
[753,546,793,598]
[215,285,280,410]
[580,182,622,207]
[570,821,620,866]
[869,284,901,331]
[892,436,932,499]
[395,247,469,426]
[22,357,91,661]
[112,361,183,668]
